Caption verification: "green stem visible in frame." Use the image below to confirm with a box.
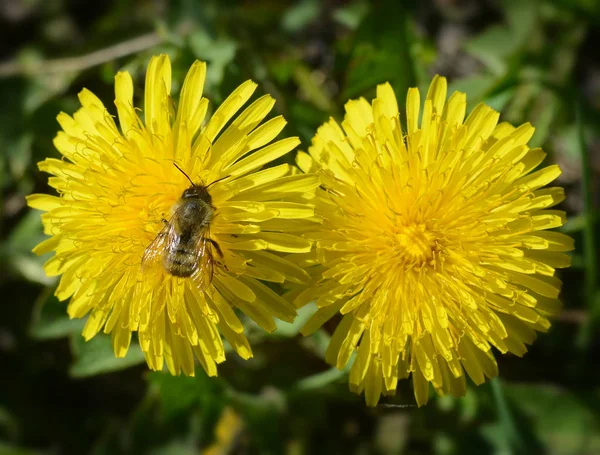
[575,100,598,348]
[491,378,525,453]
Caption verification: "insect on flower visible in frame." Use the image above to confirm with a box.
[142,164,226,282]
[27,54,319,376]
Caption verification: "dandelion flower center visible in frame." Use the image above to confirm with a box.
[393,222,437,265]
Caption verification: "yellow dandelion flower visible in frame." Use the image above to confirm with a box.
[27,54,319,377]
[295,76,573,407]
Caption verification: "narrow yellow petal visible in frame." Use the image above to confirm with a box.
[376,82,399,118]
[202,80,257,144]
[406,87,420,133]
[256,232,311,253]
[425,74,447,115]
[225,137,300,177]
[144,54,172,136]
[175,60,207,137]
[26,194,62,211]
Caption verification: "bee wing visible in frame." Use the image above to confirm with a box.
[190,226,216,285]
[141,218,178,270]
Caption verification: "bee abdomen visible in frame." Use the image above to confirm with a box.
[164,244,196,277]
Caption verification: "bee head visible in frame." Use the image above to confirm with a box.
[182,184,212,202]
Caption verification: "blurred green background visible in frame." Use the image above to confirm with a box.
[1,0,600,453]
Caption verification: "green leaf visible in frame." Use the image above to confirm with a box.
[3,209,52,285]
[333,1,369,30]
[529,92,559,148]
[24,73,76,114]
[281,0,320,32]
[274,303,316,338]
[342,0,416,102]
[479,421,517,455]
[298,326,332,361]
[148,370,227,418]
[0,407,18,442]
[4,135,32,185]
[29,288,85,340]
[148,441,198,455]
[6,208,43,251]
[465,26,517,75]
[0,443,45,455]
[226,388,286,453]
[188,31,237,95]
[505,0,538,38]
[504,383,600,454]
[575,99,599,348]
[448,75,498,104]
[293,366,347,391]
[488,378,527,453]
[560,212,598,234]
[484,88,515,113]
[6,254,53,285]
[292,64,336,113]
[69,333,145,378]
[464,0,537,75]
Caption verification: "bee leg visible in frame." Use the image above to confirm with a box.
[206,238,224,258]
[205,238,229,271]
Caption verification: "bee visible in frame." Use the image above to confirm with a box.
[142,163,225,281]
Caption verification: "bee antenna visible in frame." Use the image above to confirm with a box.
[207,175,230,188]
[173,163,195,186]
